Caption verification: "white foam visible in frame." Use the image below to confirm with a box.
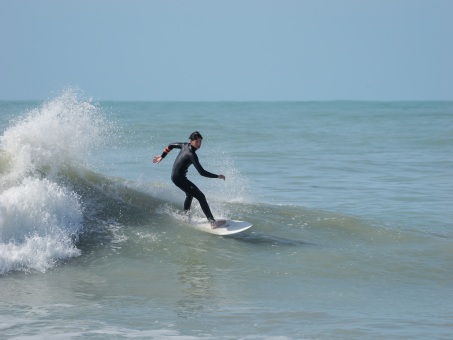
[0,89,109,184]
[0,89,110,274]
[0,178,82,274]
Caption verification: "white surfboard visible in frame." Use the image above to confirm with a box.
[190,219,252,236]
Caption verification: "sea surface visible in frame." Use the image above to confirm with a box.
[0,90,452,339]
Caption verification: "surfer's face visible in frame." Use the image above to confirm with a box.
[190,138,202,149]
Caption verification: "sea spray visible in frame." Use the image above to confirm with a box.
[0,89,110,185]
[0,90,111,274]
[0,178,82,274]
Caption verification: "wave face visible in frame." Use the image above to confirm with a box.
[0,90,111,274]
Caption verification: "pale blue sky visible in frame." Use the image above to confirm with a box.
[1,0,452,101]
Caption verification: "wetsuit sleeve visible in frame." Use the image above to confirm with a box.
[160,143,182,159]
[191,152,218,178]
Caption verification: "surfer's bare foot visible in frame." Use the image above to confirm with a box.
[210,219,226,229]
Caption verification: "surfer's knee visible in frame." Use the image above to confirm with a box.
[194,191,206,202]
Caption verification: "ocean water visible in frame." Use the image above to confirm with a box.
[0,91,452,339]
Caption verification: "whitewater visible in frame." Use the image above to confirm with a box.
[0,91,452,339]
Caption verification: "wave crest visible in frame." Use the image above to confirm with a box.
[0,90,110,274]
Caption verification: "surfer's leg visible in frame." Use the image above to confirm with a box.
[183,195,193,222]
[173,178,193,216]
[190,184,215,222]
[189,186,225,228]
[186,185,225,228]
[183,195,193,211]
[173,178,215,221]
[179,179,215,222]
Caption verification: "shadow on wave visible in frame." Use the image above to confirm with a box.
[227,231,316,246]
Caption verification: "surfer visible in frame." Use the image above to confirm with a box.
[153,131,226,228]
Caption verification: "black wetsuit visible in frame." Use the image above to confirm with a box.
[160,142,218,221]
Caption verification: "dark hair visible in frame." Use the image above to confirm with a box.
[189,131,203,141]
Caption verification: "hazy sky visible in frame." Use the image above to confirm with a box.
[1,0,452,101]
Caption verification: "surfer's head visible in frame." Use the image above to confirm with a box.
[189,131,203,141]
[189,131,203,149]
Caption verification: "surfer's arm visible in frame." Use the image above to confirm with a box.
[153,143,182,163]
[191,153,224,179]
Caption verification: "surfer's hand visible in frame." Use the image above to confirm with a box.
[153,156,162,164]
[218,175,225,180]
